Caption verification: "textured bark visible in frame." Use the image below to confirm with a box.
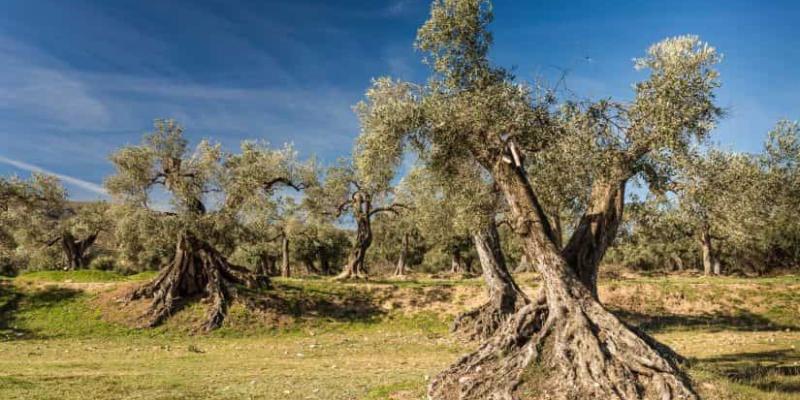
[125,232,270,331]
[429,161,697,400]
[303,259,319,274]
[452,221,529,340]
[280,235,290,278]
[561,178,626,297]
[61,231,98,270]
[336,198,372,280]
[394,232,410,276]
[670,253,685,272]
[550,212,564,250]
[319,253,331,275]
[254,253,275,276]
[450,249,464,274]
[700,228,719,276]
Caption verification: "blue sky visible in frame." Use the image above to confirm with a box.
[1,0,798,200]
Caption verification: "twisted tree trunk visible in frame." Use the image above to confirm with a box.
[450,249,464,274]
[280,235,290,277]
[336,212,372,280]
[303,258,319,274]
[394,232,410,276]
[700,228,720,276]
[452,220,529,340]
[429,161,696,400]
[254,253,275,276]
[561,177,626,298]
[319,252,331,275]
[61,231,98,270]
[125,231,270,331]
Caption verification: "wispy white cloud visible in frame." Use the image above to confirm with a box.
[0,37,111,130]
[0,155,108,197]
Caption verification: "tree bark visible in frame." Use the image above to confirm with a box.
[319,252,331,275]
[254,253,274,276]
[336,193,372,280]
[561,177,627,298]
[60,231,98,270]
[429,160,696,400]
[670,253,684,272]
[700,228,720,276]
[394,232,409,276]
[280,234,290,278]
[452,220,530,340]
[450,249,464,274]
[304,258,319,274]
[125,231,270,330]
[464,255,475,274]
[551,211,564,250]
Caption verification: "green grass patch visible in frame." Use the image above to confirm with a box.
[1,273,800,399]
[15,270,157,283]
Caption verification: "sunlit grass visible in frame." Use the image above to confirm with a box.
[1,272,799,399]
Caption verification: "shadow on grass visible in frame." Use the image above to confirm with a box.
[240,284,386,324]
[234,281,453,323]
[699,349,800,394]
[614,308,797,333]
[0,283,81,341]
[239,281,455,325]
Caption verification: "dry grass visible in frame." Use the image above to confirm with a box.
[0,272,799,399]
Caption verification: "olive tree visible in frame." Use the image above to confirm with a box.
[0,174,66,272]
[355,1,722,397]
[760,120,800,270]
[306,158,406,280]
[1,174,108,271]
[106,119,311,330]
[673,150,764,275]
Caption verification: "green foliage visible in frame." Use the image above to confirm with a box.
[105,119,315,272]
[612,121,800,274]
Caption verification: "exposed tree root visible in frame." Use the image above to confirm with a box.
[125,233,270,331]
[430,290,698,400]
[452,223,530,341]
[451,297,527,342]
[333,267,368,280]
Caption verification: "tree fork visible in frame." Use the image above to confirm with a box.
[429,161,698,400]
[59,231,98,270]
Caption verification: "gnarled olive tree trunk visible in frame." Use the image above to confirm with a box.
[700,228,721,276]
[394,232,410,276]
[561,177,626,298]
[125,231,270,331]
[336,206,372,280]
[60,231,98,270]
[429,161,696,400]
[450,248,465,274]
[254,253,276,276]
[280,234,290,278]
[452,220,529,340]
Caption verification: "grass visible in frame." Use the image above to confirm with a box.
[14,270,157,283]
[1,271,799,399]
